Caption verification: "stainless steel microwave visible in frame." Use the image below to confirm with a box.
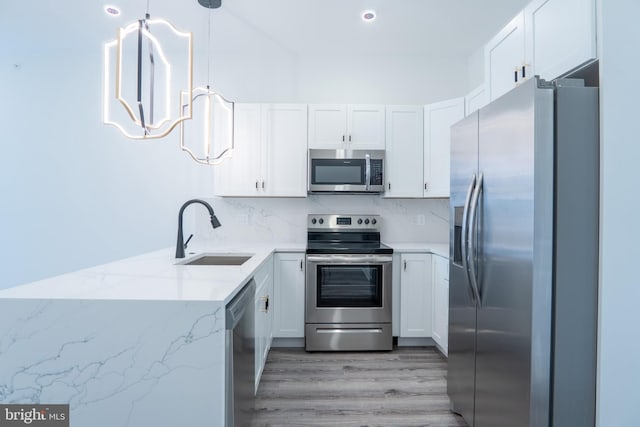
[308,149,385,193]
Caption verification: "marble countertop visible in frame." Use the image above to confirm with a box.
[386,242,449,258]
[0,241,447,304]
[0,243,304,304]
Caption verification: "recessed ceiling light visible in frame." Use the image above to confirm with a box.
[104,5,121,17]
[362,10,376,22]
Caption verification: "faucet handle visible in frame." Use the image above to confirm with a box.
[184,233,194,249]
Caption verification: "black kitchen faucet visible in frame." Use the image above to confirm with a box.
[175,199,221,258]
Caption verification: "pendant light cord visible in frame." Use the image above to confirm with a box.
[206,8,212,90]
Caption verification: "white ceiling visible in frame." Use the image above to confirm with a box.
[1,0,530,59]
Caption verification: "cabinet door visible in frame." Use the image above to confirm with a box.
[308,104,347,149]
[262,104,308,197]
[273,253,305,338]
[485,12,526,102]
[254,259,273,392]
[465,84,488,117]
[348,105,386,149]
[399,253,432,338]
[432,255,449,355]
[213,103,263,196]
[525,0,596,81]
[424,98,465,198]
[384,106,424,198]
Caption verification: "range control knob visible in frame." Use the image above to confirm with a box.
[318,218,324,224]
[311,218,317,224]
[371,218,377,225]
[357,218,363,225]
[364,219,370,225]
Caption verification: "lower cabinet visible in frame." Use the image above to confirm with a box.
[273,252,305,338]
[254,258,274,393]
[399,253,433,337]
[431,255,450,355]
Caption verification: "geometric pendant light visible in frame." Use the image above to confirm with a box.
[179,0,235,165]
[179,87,234,165]
[103,11,193,140]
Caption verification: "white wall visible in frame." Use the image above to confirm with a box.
[0,50,202,289]
[466,46,485,91]
[294,54,467,104]
[596,0,640,424]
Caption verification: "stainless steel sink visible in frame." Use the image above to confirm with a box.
[180,254,253,266]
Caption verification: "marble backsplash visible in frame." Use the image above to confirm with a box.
[189,195,450,246]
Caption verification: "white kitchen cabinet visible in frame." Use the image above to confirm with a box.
[423,98,465,198]
[213,103,262,197]
[524,0,596,81]
[485,0,597,103]
[485,12,527,102]
[384,106,424,198]
[261,104,308,197]
[273,252,305,338]
[465,84,488,116]
[431,254,449,356]
[308,104,385,149]
[254,259,274,392]
[399,253,432,338]
[213,103,307,197]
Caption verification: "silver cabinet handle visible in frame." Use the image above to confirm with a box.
[468,173,483,306]
[461,174,477,303]
[349,135,352,142]
[255,181,259,189]
[300,260,303,271]
[388,182,391,191]
[403,260,407,271]
[342,135,345,142]
[262,181,265,189]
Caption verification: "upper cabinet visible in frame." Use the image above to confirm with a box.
[308,104,385,149]
[524,0,597,81]
[262,104,308,197]
[465,85,488,117]
[423,98,465,198]
[213,103,263,197]
[384,106,424,198]
[213,103,307,197]
[485,12,527,102]
[485,0,597,103]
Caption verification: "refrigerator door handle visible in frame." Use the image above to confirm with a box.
[468,172,483,306]
[461,174,477,303]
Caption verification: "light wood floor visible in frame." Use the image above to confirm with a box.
[251,347,469,427]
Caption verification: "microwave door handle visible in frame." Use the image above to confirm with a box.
[365,154,371,191]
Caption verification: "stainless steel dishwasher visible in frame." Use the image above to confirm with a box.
[225,279,255,427]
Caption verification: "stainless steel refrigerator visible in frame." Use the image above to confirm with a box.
[448,76,598,427]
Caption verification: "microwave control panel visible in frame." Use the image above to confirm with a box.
[371,159,383,185]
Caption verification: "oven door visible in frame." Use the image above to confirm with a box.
[305,254,392,324]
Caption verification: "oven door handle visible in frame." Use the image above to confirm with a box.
[306,255,393,264]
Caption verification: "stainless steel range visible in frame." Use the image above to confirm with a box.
[305,214,393,351]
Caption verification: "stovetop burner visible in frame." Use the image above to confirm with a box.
[305,214,392,255]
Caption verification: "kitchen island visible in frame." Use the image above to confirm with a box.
[0,245,296,427]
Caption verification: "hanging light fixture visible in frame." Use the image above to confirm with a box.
[103,2,193,139]
[179,0,234,165]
